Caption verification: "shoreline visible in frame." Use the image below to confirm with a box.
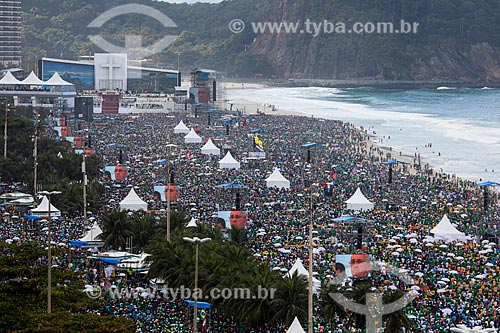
[225,79,499,90]
[222,93,478,185]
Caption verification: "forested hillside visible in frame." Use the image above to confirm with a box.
[21,0,500,82]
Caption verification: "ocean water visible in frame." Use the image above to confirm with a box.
[226,86,500,182]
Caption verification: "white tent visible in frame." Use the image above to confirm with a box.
[184,128,202,144]
[201,138,220,156]
[287,317,306,333]
[0,71,22,85]
[119,188,148,211]
[173,120,190,134]
[21,71,46,85]
[266,168,290,189]
[218,151,240,170]
[31,196,61,217]
[80,221,104,246]
[186,218,198,228]
[80,221,103,242]
[345,187,374,211]
[44,72,74,86]
[286,258,321,294]
[431,215,466,241]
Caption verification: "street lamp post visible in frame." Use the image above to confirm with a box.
[3,103,10,159]
[82,154,88,229]
[33,110,39,194]
[39,190,62,314]
[307,183,316,333]
[166,144,177,242]
[183,237,211,333]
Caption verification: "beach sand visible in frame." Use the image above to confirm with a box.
[223,97,301,117]
[222,81,300,116]
[224,81,267,90]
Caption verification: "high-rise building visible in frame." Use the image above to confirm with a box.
[0,0,22,68]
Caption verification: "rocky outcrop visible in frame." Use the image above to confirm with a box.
[249,0,500,83]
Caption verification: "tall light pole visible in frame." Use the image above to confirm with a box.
[183,236,211,333]
[39,190,62,314]
[307,183,316,333]
[3,103,9,159]
[166,143,177,242]
[82,154,88,229]
[33,110,39,194]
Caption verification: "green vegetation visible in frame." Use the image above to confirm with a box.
[99,209,188,250]
[0,243,135,333]
[20,0,500,79]
[22,0,267,76]
[145,222,310,328]
[0,104,102,213]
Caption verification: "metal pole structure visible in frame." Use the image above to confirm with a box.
[165,144,177,242]
[47,194,52,313]
[183,237,211,333]
[167,159,171,242]
[40,191,61,313]
[82,154,88,229]
[308,185,314,333]
[193,242,199,333]
[4,103,8,159]
[33,111,38,194]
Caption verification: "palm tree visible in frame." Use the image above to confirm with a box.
[229,227,247,245]
[146,235,195,287]
[130,214,159,251]
[320,282,349,325]
[345,285,373,330]
[271,271,308,325]
[99,209,132,250]
[383,290,415,333]
[227,263,280,327]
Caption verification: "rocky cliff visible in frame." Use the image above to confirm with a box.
[249,0,500,83]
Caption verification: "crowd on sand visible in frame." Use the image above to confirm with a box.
[1,106,500,332]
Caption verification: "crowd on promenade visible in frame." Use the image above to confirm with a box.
[1,107,500,332]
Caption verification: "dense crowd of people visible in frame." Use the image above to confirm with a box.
[1,106,499,332]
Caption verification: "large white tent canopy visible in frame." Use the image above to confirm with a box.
[286,258,321,294]
[173,120,190,134]
[184,128,202,144]
[218,151,240,169]
[431,214,466,241]
[80,221,104,246]
[31,196,61,217]
[287,317,306,333]
[265,168,290,189]
[21,71,46,85]
[201,138,220,156]
[0,71,74,86]
[345,187,374,211]
[119,188,147,211]
[0,71,22,85]
[44,72,74,86]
